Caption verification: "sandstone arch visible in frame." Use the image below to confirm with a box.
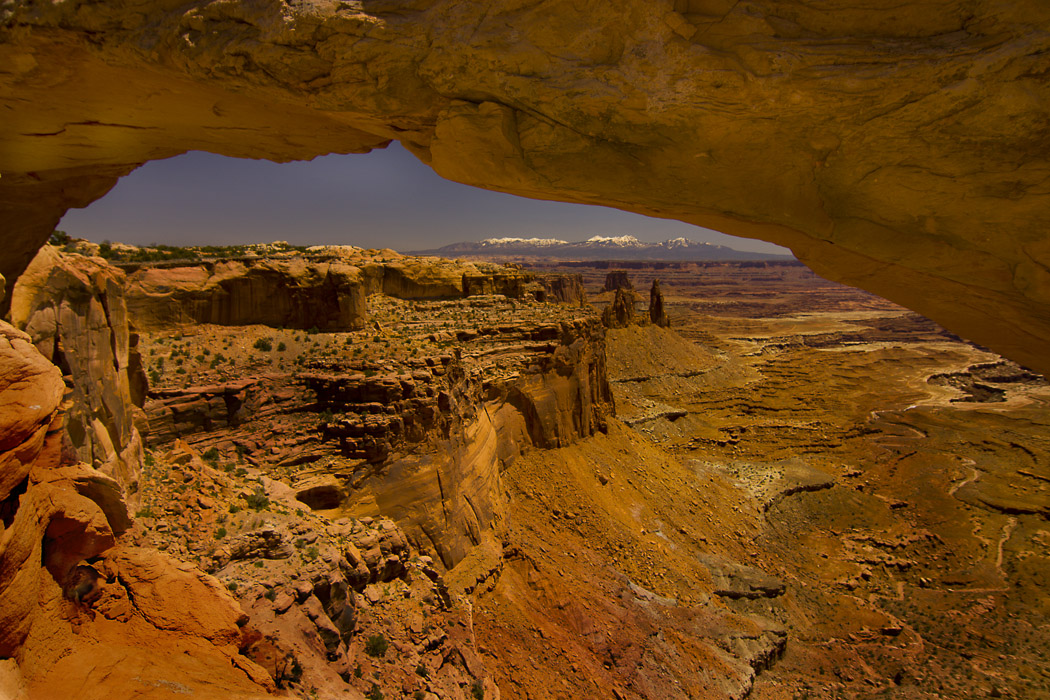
[2,0,1049,372]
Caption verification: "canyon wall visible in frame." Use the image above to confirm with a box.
[124,258,369,331]
[142,318,614,570]
[2,0,1050,373]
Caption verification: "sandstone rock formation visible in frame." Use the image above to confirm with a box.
[539,273,586,305]
[648,279,671,328]
[603,271,634,293]
[603,288,637,329]
[3,0,1050,373]
[0,320,275,699]
[124,257,369,331]
[10,246,146,490]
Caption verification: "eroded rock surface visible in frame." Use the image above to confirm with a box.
[3,0,1050,373]
[0,321,274,699]
[10,247,146,490]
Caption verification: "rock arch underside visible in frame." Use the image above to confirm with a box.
[5,3,1050,699]
[1,0,1049,373]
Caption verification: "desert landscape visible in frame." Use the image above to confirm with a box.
[3,1,1050,698]
[2,238,1047,699]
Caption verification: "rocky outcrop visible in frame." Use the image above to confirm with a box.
[10,246,146,491]
[134,440,497,698]
[539,273,586,305]
[0,321,274,699]
[125,257,369,331]
[462,270,534,298]
[603,271,633,292]
[5,0,1050,373]
[602,288,637,329]
[648,279,671,328]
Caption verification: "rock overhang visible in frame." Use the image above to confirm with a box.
[2,0,1049,372]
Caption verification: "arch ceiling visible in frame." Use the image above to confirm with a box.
[2,0,1049,372]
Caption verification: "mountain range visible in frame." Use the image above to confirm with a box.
[410,235,793,261]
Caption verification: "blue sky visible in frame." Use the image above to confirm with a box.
[59,142,790,254]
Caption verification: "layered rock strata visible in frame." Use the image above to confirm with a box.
[117,249,582,331]
[124,257,369,332]
[142,314,613,570]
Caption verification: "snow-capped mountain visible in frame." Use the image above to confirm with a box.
[478,237,569,247]
[413,236,791,261]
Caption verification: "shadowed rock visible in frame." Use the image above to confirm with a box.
[648,279,670,328]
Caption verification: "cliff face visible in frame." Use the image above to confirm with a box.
[125,258,369,331]
[2,0,1049,373]
[141,318,614,571]
[10,247,147,491]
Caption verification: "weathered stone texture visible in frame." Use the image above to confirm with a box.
[10,247,146,490]
[2,0,1049,372]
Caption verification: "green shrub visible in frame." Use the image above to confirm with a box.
[244,489,270,511]
[365,684,383,700]
[364,634,389,658]
[471,680,484,699]
[354,664,362,679]
[265,588,277,601]
[215,527,227,539]
[226,581,237,592]
[228,503,240,513]
[277,341,286,352]
[202,447,220,465]
[253,337,273,352]
[49,230,71,246]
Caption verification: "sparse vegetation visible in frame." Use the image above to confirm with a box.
[253,337,273,352]
[366,684,383,700]
[364,634,389,658]
[275,654,303,688]
[243,488,270,511]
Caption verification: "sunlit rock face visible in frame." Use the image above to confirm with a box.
[2,0,1049,372]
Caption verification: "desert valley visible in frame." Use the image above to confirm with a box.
[1,236,1047,699]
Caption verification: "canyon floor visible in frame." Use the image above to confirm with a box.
[123,257,1050,699]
